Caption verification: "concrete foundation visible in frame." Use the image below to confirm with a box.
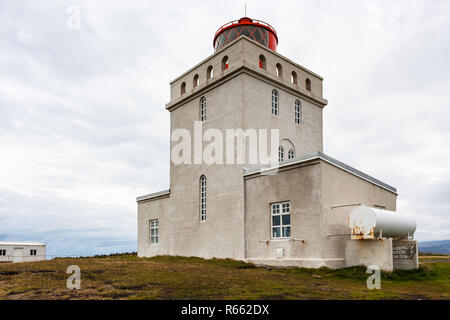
[345,239,394,271]
[393,240,419,270]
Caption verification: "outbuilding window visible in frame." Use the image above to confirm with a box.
[272,89,279,115]
[200,175,207,221]
[271,202,291,239]
[295,100,302,124]
[30,249,37,256]
[150,219,159,244]
[0,250,6,256]
[200,97,206,122]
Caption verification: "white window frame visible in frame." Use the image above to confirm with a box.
[150,219,159,244]
[271,202,291,239]
[200,175,207,221]
[272,90,279,115]
[200,97,206,122]
[0,249,6,256]
[295,100,302,124]
[30,249,37,256]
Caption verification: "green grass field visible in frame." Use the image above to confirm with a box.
[0,254,448,300]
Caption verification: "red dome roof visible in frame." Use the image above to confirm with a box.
[213,17,278,52]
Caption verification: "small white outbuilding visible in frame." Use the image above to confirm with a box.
[0,242,46,263]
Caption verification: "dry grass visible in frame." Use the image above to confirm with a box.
[0,254,448,300]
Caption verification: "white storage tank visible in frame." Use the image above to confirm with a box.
[348,206,416,240]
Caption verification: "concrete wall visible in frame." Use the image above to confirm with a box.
[169,38,245,102]
[244,159,398,269]
[167,72,247,260]
[244,161,329,268]
[137,195,171,257]
[0,244,46,263]
[345,239,394,271]
[393,240,418,270]
[320,161,397,267]
[242,73,323,159]
[241,39,324,100]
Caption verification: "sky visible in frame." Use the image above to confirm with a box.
[0,0,449,257]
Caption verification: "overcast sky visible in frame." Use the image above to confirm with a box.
[0,0,449,257]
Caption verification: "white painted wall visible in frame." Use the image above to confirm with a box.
[0,242,46,263]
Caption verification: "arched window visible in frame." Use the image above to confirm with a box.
[180,82,186,95]
[221,56,229,71]
[288,149,295,159]
[295,100,302,124]
[200,175,207,221]
[193,74,199,88]
[306,78,311,91]
[207,65,213,80]
[291,71,297,85]
[278,146,284,162]
[272,89,279,115]
[259,55,266,69]
[276,63,283,78]
[199,96,206,122]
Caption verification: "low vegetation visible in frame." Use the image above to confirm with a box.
[0,254,448,300]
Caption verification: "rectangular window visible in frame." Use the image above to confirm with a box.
[271,202,291,239]
[0,249,6,256]
[30,249,37,256]
[150,219,159,244]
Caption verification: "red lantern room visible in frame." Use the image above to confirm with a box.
[213,17,278,52]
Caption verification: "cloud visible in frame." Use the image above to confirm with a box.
[0,0,448,257]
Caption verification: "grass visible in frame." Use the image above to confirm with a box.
[0,254,448,300]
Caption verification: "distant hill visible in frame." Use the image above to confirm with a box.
[419,240,450,255]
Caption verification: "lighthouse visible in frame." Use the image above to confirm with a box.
[137,16,417,271]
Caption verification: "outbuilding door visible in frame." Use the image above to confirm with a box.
[13,248,23,263]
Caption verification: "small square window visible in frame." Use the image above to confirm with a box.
[30,249,37,256]
[0,249,6,256]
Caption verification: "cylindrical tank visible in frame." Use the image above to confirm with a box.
[348,206,416,240]
[213,17,278,52]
